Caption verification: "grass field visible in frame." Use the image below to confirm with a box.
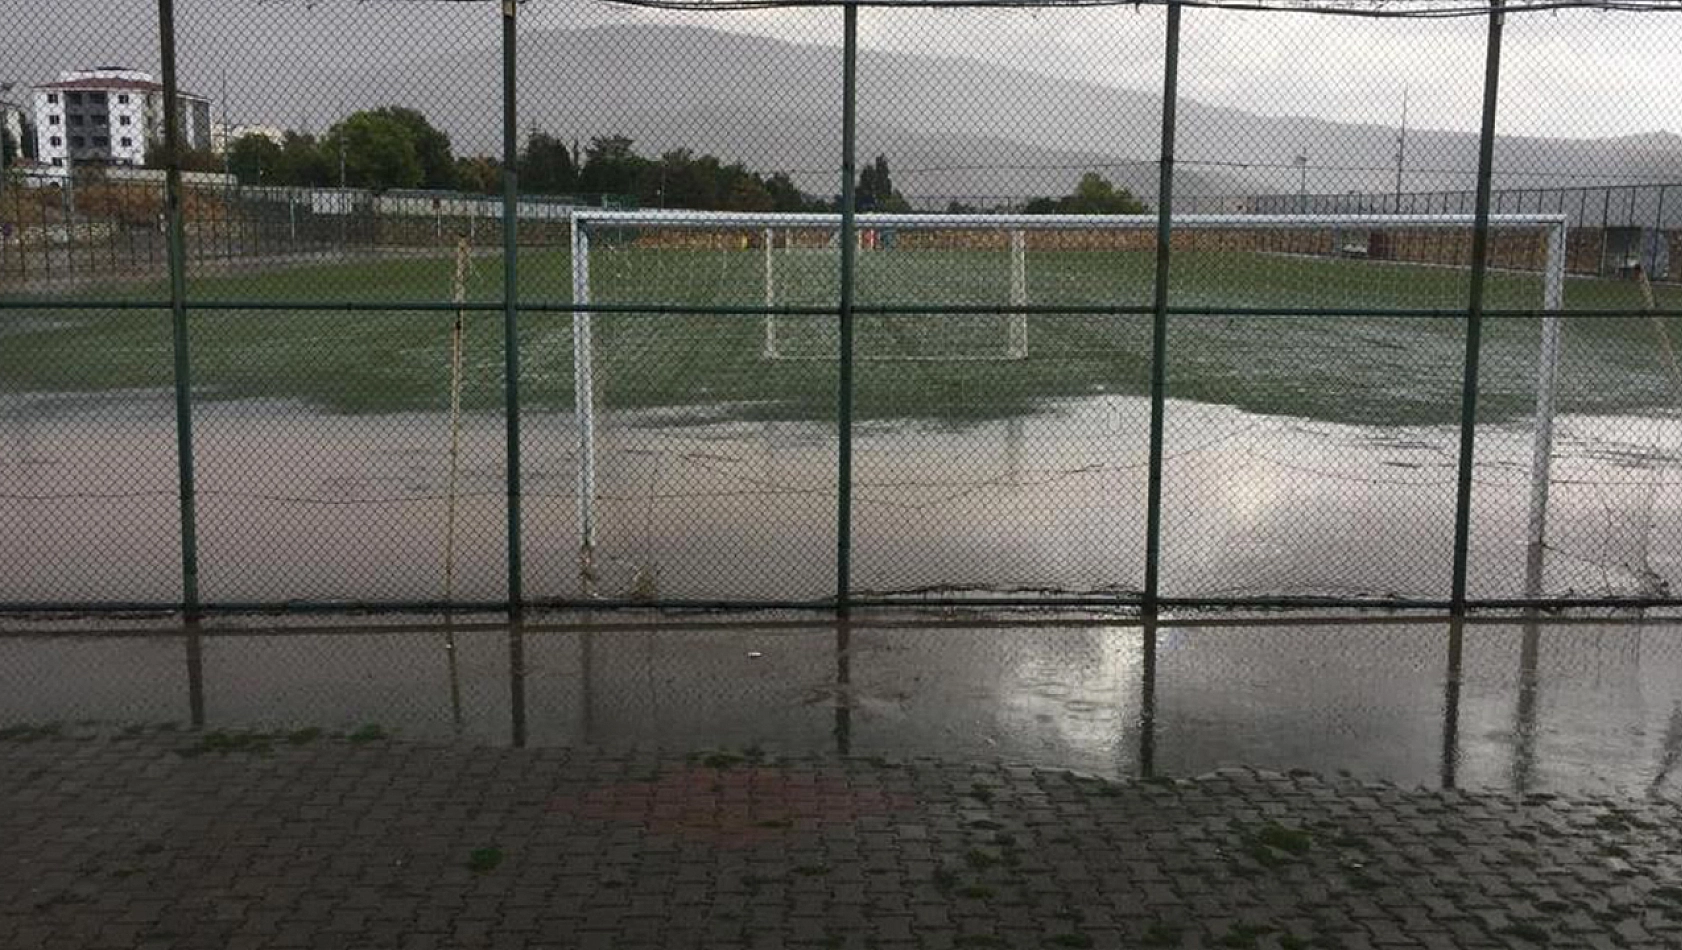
[3,243,1681,426]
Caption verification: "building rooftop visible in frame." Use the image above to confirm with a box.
[36,76,208,100]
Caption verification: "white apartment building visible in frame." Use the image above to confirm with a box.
[32,67,211,171]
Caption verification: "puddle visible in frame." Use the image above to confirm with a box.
[2,393,1679,604]
[3,618,1680,797]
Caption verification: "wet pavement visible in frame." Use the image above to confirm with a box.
[4,732,1681,950]
[4,616,1681,797]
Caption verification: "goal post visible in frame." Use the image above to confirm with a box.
[566,209,1567,556]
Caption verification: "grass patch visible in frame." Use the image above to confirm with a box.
[346,724,387,744]
[1255,823,1314,855]
[700,751,746,769]
[1497,922,1551,945]
[178,730,275,757]
[286,727,324,745]
[968,819,1005,831]
[467,847,503,873]
[1142,922,1183,947]
[964,849,1001,870]
[1650,885,1682,905]
[1219,924,1275,948]
[792,864,831,877]
[0,723,63,742]
[957,885,995,900]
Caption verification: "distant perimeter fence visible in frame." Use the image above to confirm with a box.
[6,0,1682,620]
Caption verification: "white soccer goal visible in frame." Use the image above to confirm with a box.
[566,210,1568,554]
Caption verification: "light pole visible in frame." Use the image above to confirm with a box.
[1395,85,1409,213]
[1294,152,1308,213]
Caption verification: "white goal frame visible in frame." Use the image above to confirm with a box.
[567,210,1568,556]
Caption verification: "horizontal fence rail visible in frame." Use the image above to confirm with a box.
[4,0,1682,620]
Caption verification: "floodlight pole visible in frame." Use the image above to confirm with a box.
[1450,0,1506,614]
[1395,85,1408,213]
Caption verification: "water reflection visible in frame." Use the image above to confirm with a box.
[2,616,1680,796]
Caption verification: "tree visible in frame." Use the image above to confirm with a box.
[275,131,332,187]
[578,135,647,197]
[1064,172,1148,214]
[323,112,422,190]
[763,172,818,213]
[227,133,283,185]
[722,176,774,212]
[1,126,16,168]
[369,106,455,189]
[518,132,575,195]
[1023,172,1148,215]
[454,155,501,195]
[855,154,909,212]
[656,149,720,209]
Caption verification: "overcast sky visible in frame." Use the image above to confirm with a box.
[2,0,1678,141]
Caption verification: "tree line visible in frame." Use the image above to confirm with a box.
[218,105,1147,214]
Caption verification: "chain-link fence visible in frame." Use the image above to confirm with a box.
[4,0,1682,617]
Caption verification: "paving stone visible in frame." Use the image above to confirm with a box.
[3,735,1681,948]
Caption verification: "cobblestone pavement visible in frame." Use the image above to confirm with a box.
[3,729,1682,950]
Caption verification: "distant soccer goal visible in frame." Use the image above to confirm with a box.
[565,209,1568,552]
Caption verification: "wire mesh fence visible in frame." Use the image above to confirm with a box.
[4,0,1682,616]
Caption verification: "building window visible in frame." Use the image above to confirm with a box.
[93,136,109,147]
[89,92,106,104]
[48,114,60,125]
[46,92,58,104]
[91,114,107,126]
[70,136,84,148]
[120,137,132,147]
[67,92,82,105]
[119,115,131,126]
[69,114,83,126]
[49,135,61,146]
[51,157,62,166]
[116,94,129,104]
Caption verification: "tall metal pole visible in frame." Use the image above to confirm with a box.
[836,4,858,612]
[502,0,523,618]
[1395,85,1408,213]
[159,0,199,620]
[1449,0,1506,615]
[1143,1,1182,616]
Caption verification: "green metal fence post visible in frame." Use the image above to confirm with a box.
[1450,0,1506,615]
[158,0,199,621]
[502,0,524,620]
[836,4,859,613]
[1143,1,1183,617]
